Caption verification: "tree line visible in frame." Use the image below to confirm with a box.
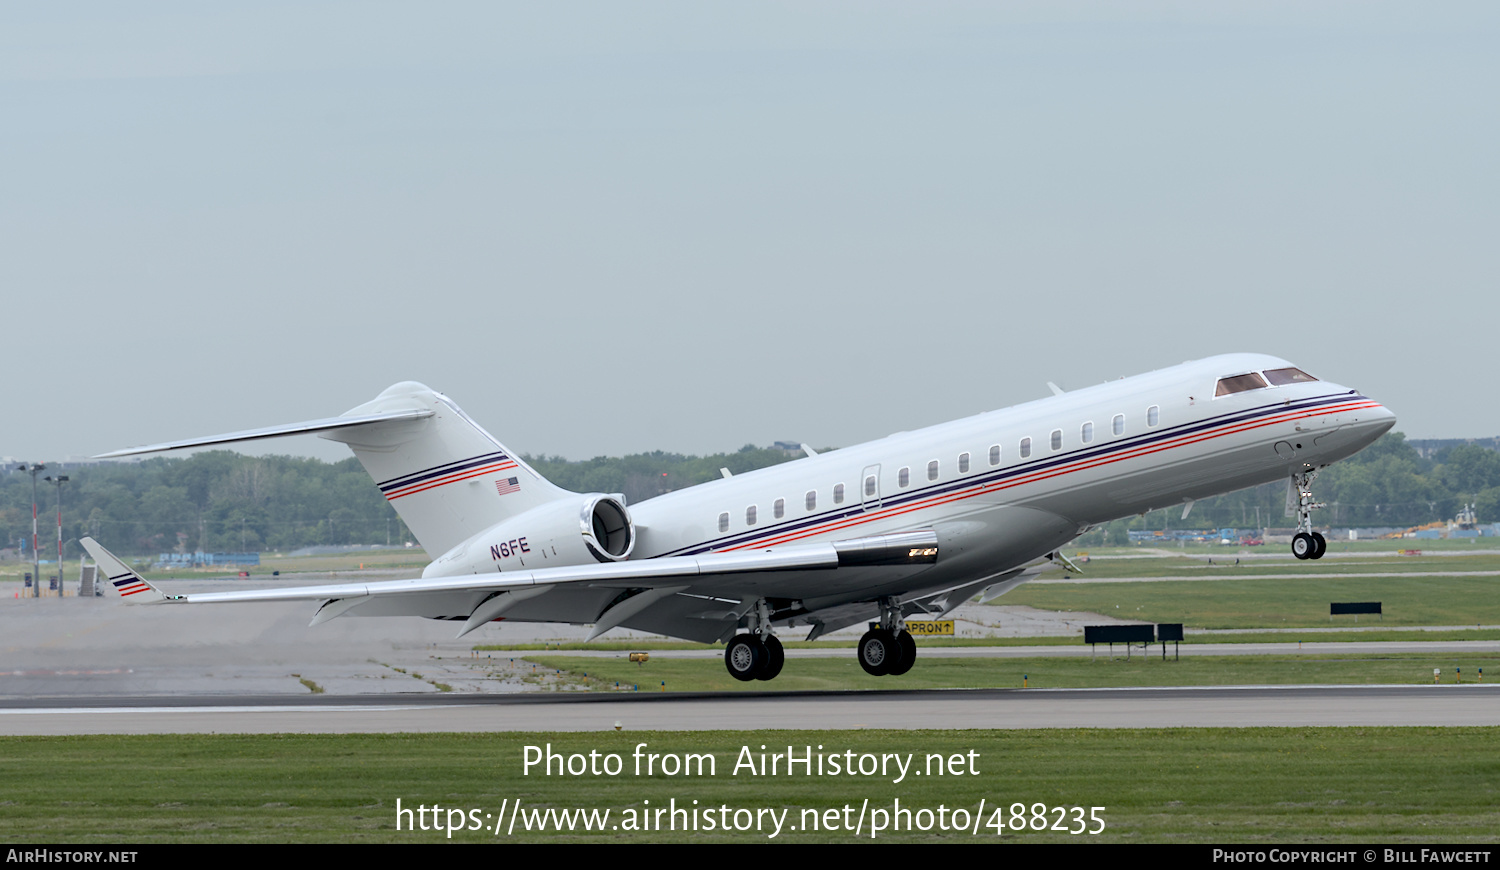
[0,445,804,558]
[2,433,1493,558]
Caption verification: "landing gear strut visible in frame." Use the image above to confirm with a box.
[857,596,917,676]
[724,598,785,681]
[1290,471,1327,560]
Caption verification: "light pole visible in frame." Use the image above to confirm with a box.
[20,463,44,598]
[44,475,69,596]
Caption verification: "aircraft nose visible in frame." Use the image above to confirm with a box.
[1354,401,1397,444]
[1307,395,1396,463]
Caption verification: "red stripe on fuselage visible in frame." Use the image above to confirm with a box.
[718,400,1381,553]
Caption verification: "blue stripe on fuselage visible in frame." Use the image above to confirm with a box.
[658,391,1365,557]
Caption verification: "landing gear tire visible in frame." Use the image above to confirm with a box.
[1290,471,1328,564]
[725,635,766,682]
[887,631,917,676]
[756,634,785,681]
[858,629,898,676]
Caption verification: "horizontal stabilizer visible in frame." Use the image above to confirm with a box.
[92,409,434,458]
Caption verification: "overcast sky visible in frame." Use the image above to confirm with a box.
[4,2,1496,464]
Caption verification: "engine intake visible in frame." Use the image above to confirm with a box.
[582,494,634,562]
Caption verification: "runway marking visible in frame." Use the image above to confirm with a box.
[1010,683,1500,693]
[3,668,133,676]
[0,704,456,716]
[5,683,1495,717]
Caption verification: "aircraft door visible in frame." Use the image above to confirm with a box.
[861,464,882,511]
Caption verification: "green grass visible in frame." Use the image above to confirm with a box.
[1186,628,1500,644]
[1002,576,1500,629]
[1040,550,1500,581]
[1081,539,1500,557]
[2,730,1494,842]
[525,653,1500,693]
[294,675,325,694]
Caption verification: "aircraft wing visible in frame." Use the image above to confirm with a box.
[80,531,940,640]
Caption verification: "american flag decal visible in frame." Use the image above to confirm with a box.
[495,477,521,496]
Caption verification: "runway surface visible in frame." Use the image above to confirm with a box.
[6,574,1497,737]
[2,685,1495,735]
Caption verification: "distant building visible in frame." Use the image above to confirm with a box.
[157,552,261,568]
[1,455,147,472]
[1408,437,1500,460]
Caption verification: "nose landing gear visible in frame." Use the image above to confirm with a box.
[1290,471,1327,560]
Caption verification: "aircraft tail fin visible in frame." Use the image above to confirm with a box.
[323,382,572,556]
[94,382,574,557]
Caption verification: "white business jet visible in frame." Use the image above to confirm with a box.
[82,353,1393,682]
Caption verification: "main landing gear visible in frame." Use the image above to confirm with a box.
[1290,471,1327,560]
[857,597,917,677]
[724,598,785,682]
[722,595,921,681]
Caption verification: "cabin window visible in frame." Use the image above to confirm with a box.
[898,467,910,487]
[718,512,729,533]
[927,460,939,481]
[1215,372,1269,396]
[1264,367,1318,386]
[1020,437,1032,458]
[864,475,877,497]
[773,498,785,519]
[834,483,845,504]
[958,452,970,473]
[1112,414,1124,436]
[1081,421,1094,444]
[989,444,1001,465]
[1147,405,1160,427]
[746,505,757,525]
[805,490,817,510]
[1050,429,1062,451]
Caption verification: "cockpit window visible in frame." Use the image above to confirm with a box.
[1215,372,1269,396]
[1263,367,1318,386]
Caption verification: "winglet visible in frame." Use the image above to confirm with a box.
[79,537,176,604]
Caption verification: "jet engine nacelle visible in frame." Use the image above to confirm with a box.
[423,493,635,577]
